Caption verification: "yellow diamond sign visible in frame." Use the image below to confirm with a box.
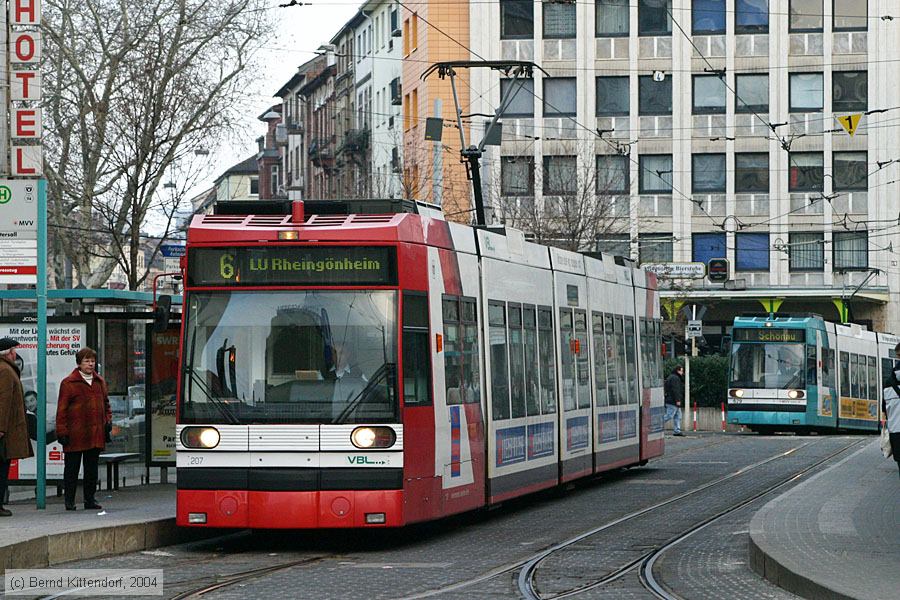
[836,113,863,136]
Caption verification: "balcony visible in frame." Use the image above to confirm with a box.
[308,138,334,167]
[340,129,369,154]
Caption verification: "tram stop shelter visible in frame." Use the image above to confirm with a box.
[0,288,182,506]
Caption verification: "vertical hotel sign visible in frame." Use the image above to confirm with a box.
[0,0,41,283]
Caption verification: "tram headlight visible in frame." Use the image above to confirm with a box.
[180,427,221,449]
[351,427,396,449]
[787,390,805,399]
[730,389,744,398]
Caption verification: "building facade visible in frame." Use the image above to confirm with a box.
[465,0,900,332]
[364,0,404,198]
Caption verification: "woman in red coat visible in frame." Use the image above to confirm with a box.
[56,347,111,511]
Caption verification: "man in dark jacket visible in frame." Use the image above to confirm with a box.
[0,338,34,516]
[664,365,685,436]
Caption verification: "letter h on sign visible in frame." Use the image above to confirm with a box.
[12,0,41,26]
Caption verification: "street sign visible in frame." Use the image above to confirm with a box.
[0,179,38,283]
[686,320,703,339]
[836,113,862,137]
[642,262,706,279]
[159,243,186,258]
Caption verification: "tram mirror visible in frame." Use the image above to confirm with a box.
[153,294,172,333]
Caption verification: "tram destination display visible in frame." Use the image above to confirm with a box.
[732,328,805,343]
[188,246,397,286]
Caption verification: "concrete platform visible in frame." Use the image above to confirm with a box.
[0,484,185,570]
[749,439,900,600]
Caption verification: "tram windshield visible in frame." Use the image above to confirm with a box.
[179,290,398,424]
[729,342,806,389]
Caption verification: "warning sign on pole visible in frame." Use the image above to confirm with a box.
[836,113,863,137]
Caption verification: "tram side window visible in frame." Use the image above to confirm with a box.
[402,292,432,406]
[850,354,860,398]
[605,314,619,405]
[867,356,877,401]
[615,316,628,405]
[822,348,836,389]
[625,317,638,403]
[509,304,526,418]
[575,310,592,409]
[489,301,510,420]
[538,307,558,414]
[560,308,577,411]
[593,312,609,407]
[656,320,664,386]
[840,352,850,396]
[638,319,648,389]
[524,306,541,416]
[461,299,481,404]
[443,296,481,406]
[806,345,817,386]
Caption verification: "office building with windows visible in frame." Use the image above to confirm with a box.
[467,0,900,333]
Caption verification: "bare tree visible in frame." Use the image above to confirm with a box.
[490,142,630,252]
[43,0,271,289]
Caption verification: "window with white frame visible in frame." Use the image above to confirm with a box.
[543,78,577,116]
[596,155,629,194]
[833,152,867,191]
[833,71,867,112]
[596,234,630,258]
[543,156,578,195]
[833,231,868,271]
[735,153,769,192]
[692,75,727,114]
[789,0,822,32]
[638,234,673,263]
[789,152,824,192]
[543,1,576,39]
[501,0,533,40]
[500,78,535,117]
[639,155,673,193]
[789,73,824,112]
[735,0,768,33]
[789,232,824,272]
[596,0,629,36]
[596,76,629,116]
[735,74,768,113]
[692,0,726,34]
[638,0,672,36]
[692,154,726,192]
[501,156,535,196]
[834,0,866,31]
[736,233,770,271]
[639,75,672,115]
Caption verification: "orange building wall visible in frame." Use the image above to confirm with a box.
[401,0,472,223]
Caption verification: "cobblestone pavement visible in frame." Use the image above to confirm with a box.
[38,433,863,600]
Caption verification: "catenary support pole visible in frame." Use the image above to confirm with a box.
[36,179,47,509]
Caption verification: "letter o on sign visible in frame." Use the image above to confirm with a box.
[15,34,35,61]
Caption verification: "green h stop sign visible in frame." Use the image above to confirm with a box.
[0,186,11,204]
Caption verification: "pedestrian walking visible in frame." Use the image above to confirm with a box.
[56,347,111,511]
[882,343,900,479]
[0,338,33,516]
[664,365,685,437]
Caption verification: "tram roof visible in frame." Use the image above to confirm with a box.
[733,315,826,328]
[189,199,460,248]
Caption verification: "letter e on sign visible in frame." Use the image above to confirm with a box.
[11,31,41,64]
[12,0,41,26]
[13,108,42,138]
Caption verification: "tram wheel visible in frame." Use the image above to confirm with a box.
[752,426,775,435]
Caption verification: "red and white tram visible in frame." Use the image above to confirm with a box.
[176,200,664,529]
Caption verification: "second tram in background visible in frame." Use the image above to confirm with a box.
[728,315,893,434]
[175,199,665,529]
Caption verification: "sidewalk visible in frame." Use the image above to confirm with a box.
[749,439,900,600]
[0,484,181,570]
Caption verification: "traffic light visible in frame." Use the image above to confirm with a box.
[708,258,729,283]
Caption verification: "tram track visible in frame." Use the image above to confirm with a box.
[401,437,824,600]
[519,437,864,600]
[167,555,331,599]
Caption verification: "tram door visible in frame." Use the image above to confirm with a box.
[816,331,838,428]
